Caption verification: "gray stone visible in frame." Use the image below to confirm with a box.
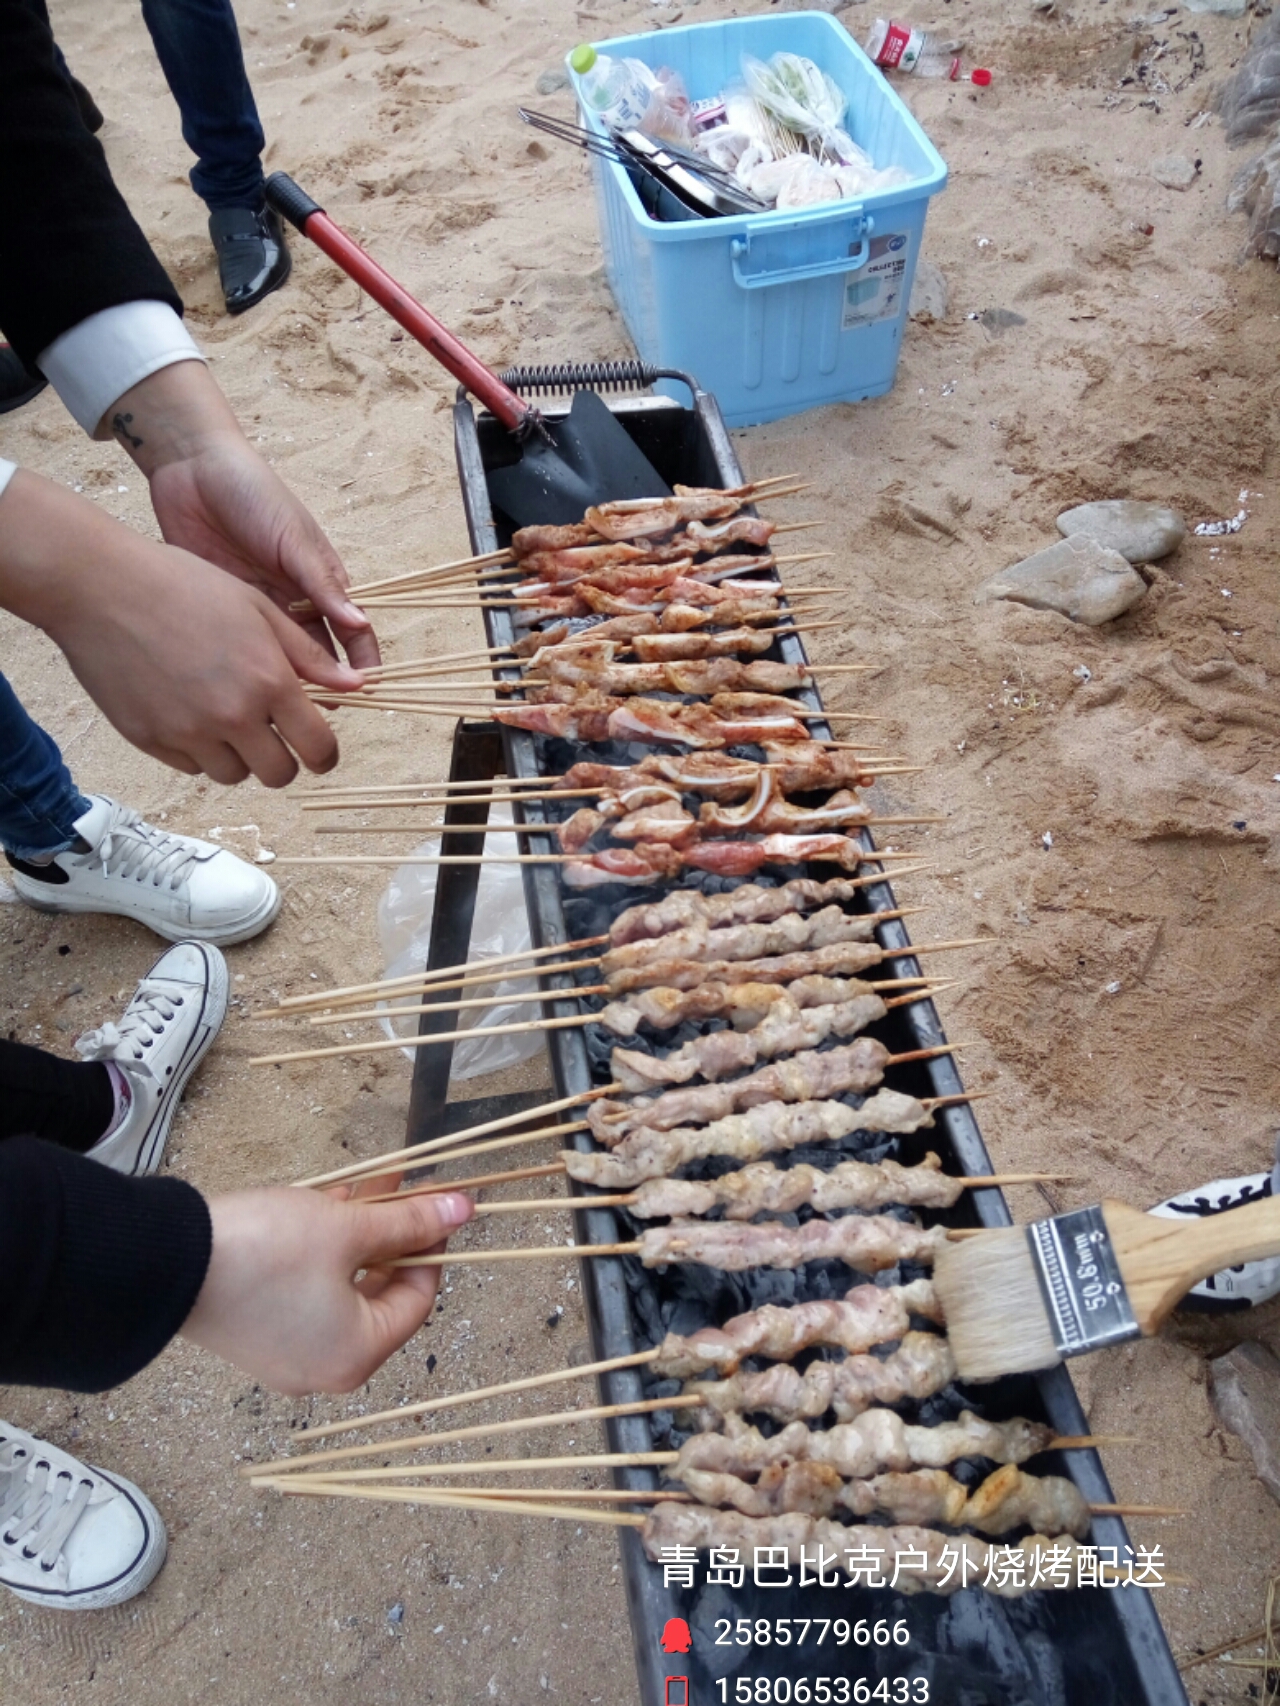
[1209,1341,1280,1506]
[1185,0,1246,14]
[536,68,569,95]
[909,258,949,322]
[976,534,1148,625]
[1056,498,1186,563]
[1152,154,1200,190]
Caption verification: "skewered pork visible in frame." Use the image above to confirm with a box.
[562,833,893,887]
[675,1463,1091,1539]
[678,1409,1055,1479]
[601,901,885,977]
[604,874,893,944]
[603,937,900,995]
[587,1036,893,1142]
[649,1278,941,1379]
[626,1154,960,1221]
[528,654,816,697]
[494,697,812,750]
[596,974,916,1038]
[609,993,888,1089]
[564,1092,933,1188]
[641,1505,1101,1596]
[684,1332,955,1423]
[635,1213,945,1274]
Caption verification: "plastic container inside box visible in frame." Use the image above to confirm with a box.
[570,13,947,428]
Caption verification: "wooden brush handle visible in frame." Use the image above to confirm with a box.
[1103,1196,1280,1331]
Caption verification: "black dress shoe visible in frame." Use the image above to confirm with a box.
[208,205,291,316]
[0,344,47,415]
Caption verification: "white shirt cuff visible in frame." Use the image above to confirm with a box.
[37,303,205,437]
[0,458,16,499]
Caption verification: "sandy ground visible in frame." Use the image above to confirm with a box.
[3,0,1280,1698]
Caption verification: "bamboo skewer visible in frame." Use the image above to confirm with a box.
[261,936,610,1016]
[285,1349,666,1444]
[256,1450,675,1485]
[271,957,607,1021]
[300,951,935,1028]
[293,1086,619,1190]
[255,1481,650,1525]
[311,817,942,837]
[272,849,925,870]
[251,1401,683,1479]
[253,958,976,1068]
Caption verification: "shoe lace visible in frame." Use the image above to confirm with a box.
[74,978,184,1077]
[91,802,201,892]
[0,1439,97,1573]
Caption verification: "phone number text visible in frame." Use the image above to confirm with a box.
[715,1619,911,1649]
[714,1679,928,1703]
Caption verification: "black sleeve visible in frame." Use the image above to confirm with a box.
[0,0,183,366]
[0,1136,212,1392]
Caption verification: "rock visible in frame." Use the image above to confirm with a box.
[1185,0,1247,14]
[1152,155,1200,190]
[978,307,1027,337]
[1209,1342,1280,1505]
[909,258,949,322]
[976,534,1148,625]
[536,67,569,94]
[1056,499,1186,562]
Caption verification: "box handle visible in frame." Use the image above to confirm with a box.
[730,210,873,291]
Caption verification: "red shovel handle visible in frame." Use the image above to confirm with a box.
[265,172,531,435]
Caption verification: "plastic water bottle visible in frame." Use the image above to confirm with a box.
[570,44,658,130]
[864,19,991,84]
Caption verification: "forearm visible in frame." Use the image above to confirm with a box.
[0,1137,211,1393]
[0,467,152,634]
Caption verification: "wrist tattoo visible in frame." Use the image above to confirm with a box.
[112,411,144,451]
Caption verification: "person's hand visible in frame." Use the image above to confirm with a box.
[102,361,380,671]
[0,468,360,785]
[181,1186,473,1394]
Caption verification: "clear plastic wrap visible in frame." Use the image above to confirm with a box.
[741,52,859,163]
[376,809,544,1080]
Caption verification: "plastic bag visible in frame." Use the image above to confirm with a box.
[742,52,859,163]
[376,809,544,1080]
[642,67,695,147]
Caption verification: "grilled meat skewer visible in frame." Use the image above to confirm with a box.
[647,1279,941,1379]
[635,1213,945,1274]
[626,1153,960,1220]
[564,1093,938,1189]
[588,1037,903,1143]
[685,1332,955,1423]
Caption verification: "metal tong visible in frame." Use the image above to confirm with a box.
[518,107,771,218]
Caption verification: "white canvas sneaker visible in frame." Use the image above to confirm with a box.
[7,795,280,945]
[1148,1138,1280,1311]
[0,1424,166,1610]
[77,941,228,1177]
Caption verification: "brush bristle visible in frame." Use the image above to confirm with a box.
[934,1227,1064,1381]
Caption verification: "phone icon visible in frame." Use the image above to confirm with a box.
[665,1679,690,1706]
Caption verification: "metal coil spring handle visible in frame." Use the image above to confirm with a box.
[496,361,699,400]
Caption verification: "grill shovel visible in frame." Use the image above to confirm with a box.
[264,172,671,525]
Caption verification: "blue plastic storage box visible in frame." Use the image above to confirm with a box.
[569,13,947,427]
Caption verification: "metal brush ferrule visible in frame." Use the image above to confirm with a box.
[1027,1205,1138,1359]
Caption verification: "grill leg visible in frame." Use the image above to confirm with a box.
[404,719,506,1148]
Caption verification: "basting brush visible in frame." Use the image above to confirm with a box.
[934,1195,1280,1381]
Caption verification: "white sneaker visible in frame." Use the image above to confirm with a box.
[0,1424,166,1610]
[7,794,280,946]
[76,941,228,1176]
[1149,1139,1280,1311]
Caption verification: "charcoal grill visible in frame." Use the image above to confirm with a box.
[393,362,1189,1706]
